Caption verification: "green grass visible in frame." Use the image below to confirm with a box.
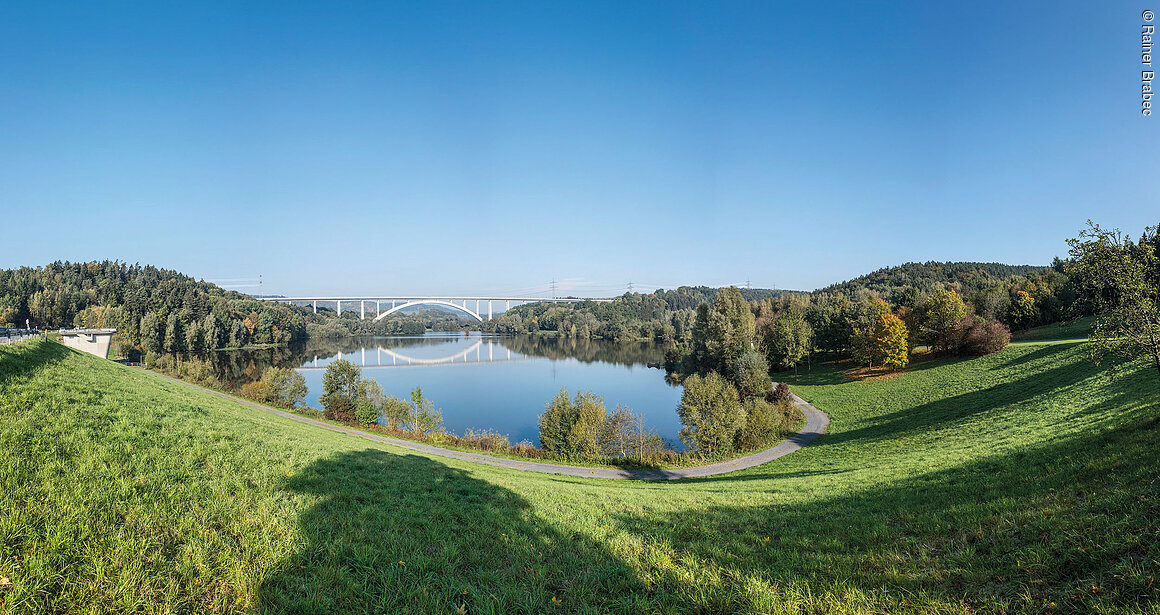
[1,339,1158,614]
[1011,316,1096,341]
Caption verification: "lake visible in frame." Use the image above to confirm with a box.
[210,333,685,448]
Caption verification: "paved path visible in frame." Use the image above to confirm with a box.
[154,371,829,481]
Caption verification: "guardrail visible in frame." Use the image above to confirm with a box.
[0,328,41,345]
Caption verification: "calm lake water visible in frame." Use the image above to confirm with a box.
[210,333,685,448]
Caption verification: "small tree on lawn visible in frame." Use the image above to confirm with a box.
[1068,221,1160,379]
[872,313,910,371]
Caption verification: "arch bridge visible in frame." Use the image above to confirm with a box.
[260,296,613,322]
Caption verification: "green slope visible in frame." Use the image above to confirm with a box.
[1,339,1157,614]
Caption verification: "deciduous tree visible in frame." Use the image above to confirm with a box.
[1068,221,1160,379]
[871,313,909,370]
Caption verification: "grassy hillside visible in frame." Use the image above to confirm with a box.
[1011,315,1096,341]
[1,339,1157,614]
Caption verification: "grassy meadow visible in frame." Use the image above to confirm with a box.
[1010,316,1096,341]
[1,338,1158,614]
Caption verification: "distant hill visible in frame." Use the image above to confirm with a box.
[818,261,1051,302]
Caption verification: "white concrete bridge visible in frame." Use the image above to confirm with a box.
[259,296,613,322]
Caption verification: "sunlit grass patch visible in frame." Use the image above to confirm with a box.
[1,339,1158,613]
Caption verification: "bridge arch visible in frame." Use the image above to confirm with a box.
[372,299,483,323]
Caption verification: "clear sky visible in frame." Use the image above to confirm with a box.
[1,2,1156,297]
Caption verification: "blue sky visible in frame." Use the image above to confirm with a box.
[1,2,1155,296]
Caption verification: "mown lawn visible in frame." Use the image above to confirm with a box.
[1011,316,1096,341]
[1,338,1157,614]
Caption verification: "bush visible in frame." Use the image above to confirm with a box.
[568,393,608,458]
[768,382,792,403]
[738,398,799,450]
[354,398,380,426]
[735,397,777,450]
[320,359,361,423]
[677,371,745,455]
[663,342,691,374]
[958,319,1011,356]
[381,395,412,429]
[539,389,579,454]
[260,366,308,408]
[406,387,443,435]
[463,428,511,452]
[537,389,609,458]
[240,380,270,403]
[733,350,771,399]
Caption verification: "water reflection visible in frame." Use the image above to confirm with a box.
[205,333,682,447]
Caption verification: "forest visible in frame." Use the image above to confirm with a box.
[0,249,1112,367]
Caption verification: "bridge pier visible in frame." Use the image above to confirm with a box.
[488,300,492,320]
[337,300,342,316]
[376,300,381,317]
[312,300,317,314]
[360,300,365,320]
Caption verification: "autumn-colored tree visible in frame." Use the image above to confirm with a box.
[242,311,259,337]
[851,298,890,366]
[871,313,909,370]
[1007,290,1037,330]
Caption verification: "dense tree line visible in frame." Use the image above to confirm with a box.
[304,308,471,339]
[482,286,788,342]
[821,262,1046,304]
[0,261,309,357]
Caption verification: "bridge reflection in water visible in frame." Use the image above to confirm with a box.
[297,338,536,369]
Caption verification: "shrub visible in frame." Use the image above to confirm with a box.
[735,397,779,450]
[539,388,579,453]
[733,350,771,399]
[959,319,1011,356]
[537,389,610,458]
[381,395,412,429]
[768,382,792,403]
[463,428,511,452]
[240,380,270,403]
[568,392,608,458]
[260,366,308,408]
[406,387,443,435]
[354,398,380,426]
[677,371,745,455]
[320,359,361,423]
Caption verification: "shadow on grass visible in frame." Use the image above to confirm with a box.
[0,338,69,387]
[675,467,854,485]
[811,345,1104,450]
[787,353,973,387]
[614,410,1160,612]
[257,450,645,614]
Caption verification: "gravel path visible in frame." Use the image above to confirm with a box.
[155,371,829,481]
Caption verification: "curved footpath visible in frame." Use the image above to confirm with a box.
[154,371,829,480]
